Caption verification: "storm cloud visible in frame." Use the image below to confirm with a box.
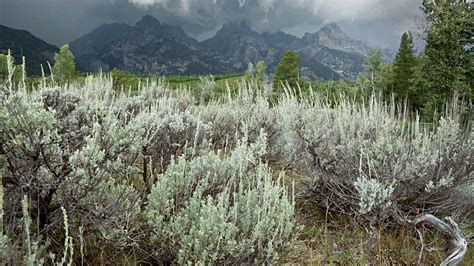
[0,0,424,48]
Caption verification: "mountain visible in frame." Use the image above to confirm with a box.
[0,25,59,75]
[297,24,371,80]
[68,23,132,72]
[70,16,395,80]
[303,24,374,57]
[301,23,394,64]
[199,22,338,79]
[261,30,306,51]
[200,21,276,70]
[70,15,230,75]
[202,22,374,80]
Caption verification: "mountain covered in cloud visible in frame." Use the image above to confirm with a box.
[69,15,395,80]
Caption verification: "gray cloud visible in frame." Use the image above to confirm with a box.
[0,0,424,49]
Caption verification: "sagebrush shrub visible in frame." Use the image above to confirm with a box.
[199,86,282,164]
[280,95,473,219]
[1,86,145,251]
[145,133,296,264]
[0,73,471,264]
[0,76,213,259]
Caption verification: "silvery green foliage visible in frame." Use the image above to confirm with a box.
[1,77,157,251]
[1,72,471,263]
[55,115,144,247]
[1,75,295,262]
[281,95,473,218]
[197,75,216,104]
[145,109,212,176]
[0,234,14,262]
[354,175,394,215]
[145,133,295,264]
[199,86,282,164]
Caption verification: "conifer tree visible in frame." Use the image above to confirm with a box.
[0,54,7,81]
[273,51,300,92]
[392,32,417,102]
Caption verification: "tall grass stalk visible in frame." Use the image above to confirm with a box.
[21,195,33,265]
[0,171,3,236]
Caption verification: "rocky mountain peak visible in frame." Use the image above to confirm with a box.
[301,23,379,59]
[69,15,220,74]
[303,23,348,45]
[220,20,252,33]
[319,23,345,36]
[135,15,162,30]
[67,15,394,80]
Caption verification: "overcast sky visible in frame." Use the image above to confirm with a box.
[0,0,424,49]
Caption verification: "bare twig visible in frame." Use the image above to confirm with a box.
[416,228,424,265]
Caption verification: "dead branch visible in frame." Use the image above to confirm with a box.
[412,214,467,266]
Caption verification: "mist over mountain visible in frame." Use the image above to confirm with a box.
[0,0,423,50]
[69,15,395,80]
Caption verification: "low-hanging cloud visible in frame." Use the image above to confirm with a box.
[126,0,423,47]
[0,0,423,48]
[128,0,420,24]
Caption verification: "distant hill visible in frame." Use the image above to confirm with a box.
[0,25,59,75]
[70,15,395,80]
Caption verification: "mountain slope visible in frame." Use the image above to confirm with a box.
[302,24,374,57]
[70,16,230,75]
[200,21,276,70]
[69,23,131,72]
[70,16,394,80]
[201,22,383,80]
[302,23,394,62]
[262,31,306,51]
[0,25,59,75]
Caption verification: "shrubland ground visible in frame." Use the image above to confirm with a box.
[0,72,472,264]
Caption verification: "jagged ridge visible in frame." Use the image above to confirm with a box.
[68,16,394,80]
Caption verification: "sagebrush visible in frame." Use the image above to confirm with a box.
[0,73,471,264]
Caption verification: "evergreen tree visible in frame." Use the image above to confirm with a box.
[392,32,417,102]
[255,61,267,84]
[273,51,300,92]
[52,44,76,83]
[245,63,254,81]
[414,0,473,117]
